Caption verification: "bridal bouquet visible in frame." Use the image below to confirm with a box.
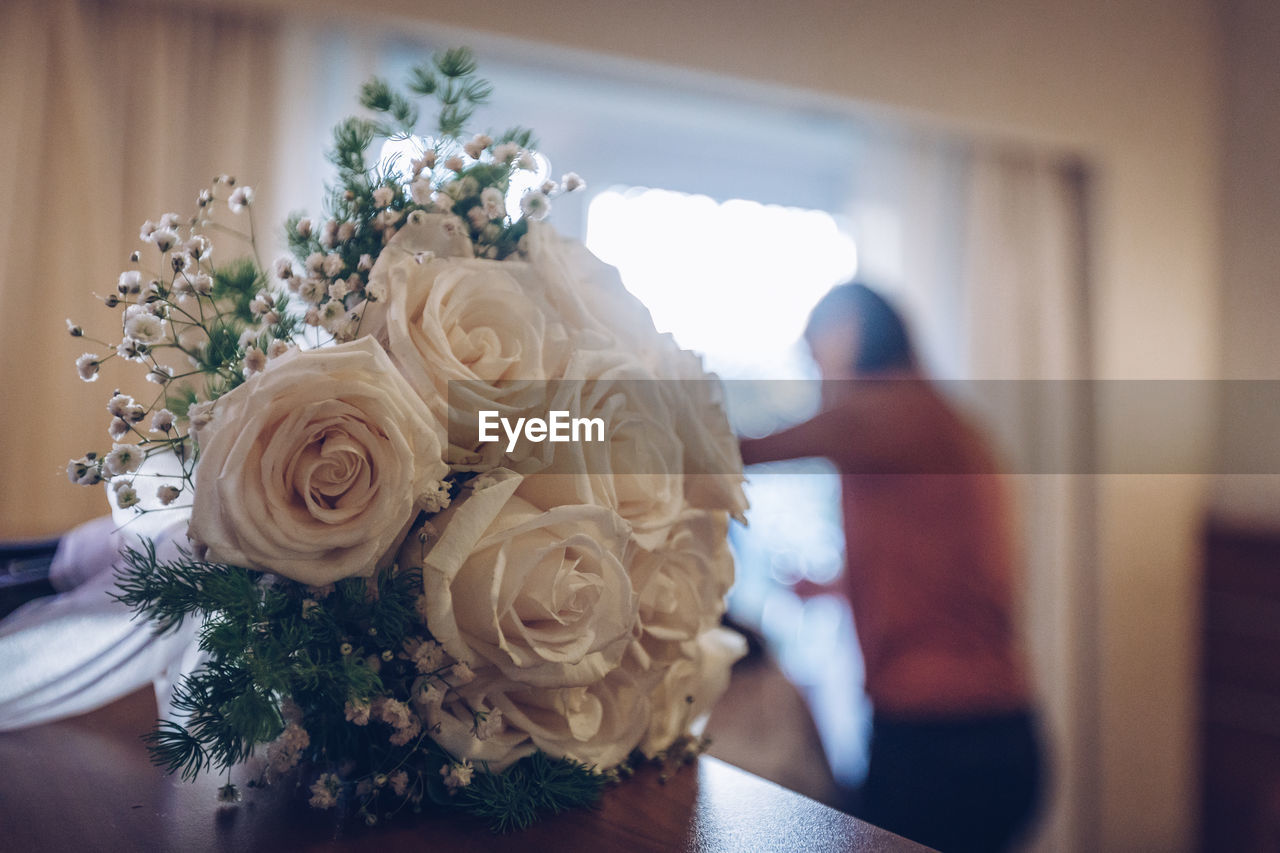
[66,49,747,831]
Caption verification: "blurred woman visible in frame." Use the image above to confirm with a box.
[739,283,1042,852]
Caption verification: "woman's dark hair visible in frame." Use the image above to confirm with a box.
[804,282,915,373]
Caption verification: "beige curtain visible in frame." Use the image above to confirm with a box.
[0,0,284,538]
[848,136,1097,852]
[961,151,1097,853]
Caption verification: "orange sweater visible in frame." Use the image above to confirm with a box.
[740,380,1031,716]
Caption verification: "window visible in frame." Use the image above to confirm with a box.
[586,187,869,785]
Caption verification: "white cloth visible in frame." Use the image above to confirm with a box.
[0,516,201,731]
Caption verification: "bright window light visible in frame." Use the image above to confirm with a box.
[502,151,550,220]
[378,135,431,182]
[586,188,857,380]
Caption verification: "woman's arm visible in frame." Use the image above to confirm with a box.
[739,389,944,472]
[739,408,847,466]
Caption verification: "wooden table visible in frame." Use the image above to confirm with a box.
[0,688,929,852]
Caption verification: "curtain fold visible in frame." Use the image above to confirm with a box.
[0,0,284,538]
[847,136,1096,852]
[962,149,1097,853]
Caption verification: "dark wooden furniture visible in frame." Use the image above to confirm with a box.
[1201,522,1280,852]
[0,687,927,852]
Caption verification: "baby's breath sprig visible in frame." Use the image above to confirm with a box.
[68,176,300,519]
[282,44,584,331]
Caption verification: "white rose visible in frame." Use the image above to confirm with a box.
[492,666,649,768]
[637,627,746,758]
[516,347,685,550]
[629,511,735,666]
[362,225,570,469]
[403,471,637,688]
[523,223,745,517]
[650,337,748,521]
[525,222,662,357]
[188,338,448,585]
[416,674,536,772]
[425,664,650,772]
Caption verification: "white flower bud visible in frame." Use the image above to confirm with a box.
[228,185,254,213]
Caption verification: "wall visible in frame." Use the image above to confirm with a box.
[1219,0,1280,382]
[1213,0,1280,529]
[125,0,1237,848]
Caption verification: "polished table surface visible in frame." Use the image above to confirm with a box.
[0,688,930,852]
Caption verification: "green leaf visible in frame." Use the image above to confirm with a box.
[360,77,395,112]
[456,753,606,833]
[390,94,419,129]
[438,103,475,138]
[328,117,377,175]
[499,126,538,150]
[143,720,209,782]
[462,80,493,104]
[407,65,438,95]
[435,47,479,78]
